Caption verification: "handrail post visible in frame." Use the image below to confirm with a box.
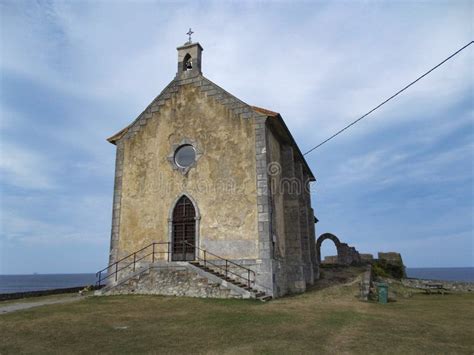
[133,253,136,271]
[204,250,207,267]
[248,270,250,288]
[115,263,118,282]
[225,260,228,278]
[168,242,171,262]
[98,272,102,287]
[152,243,155,263]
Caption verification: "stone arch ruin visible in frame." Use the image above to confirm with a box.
[316,233,361,265]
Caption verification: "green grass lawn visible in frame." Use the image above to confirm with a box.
[1,281,473,354]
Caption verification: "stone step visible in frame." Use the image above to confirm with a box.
[191,261,270,302]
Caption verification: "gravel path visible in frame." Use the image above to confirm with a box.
[0,295,84,315]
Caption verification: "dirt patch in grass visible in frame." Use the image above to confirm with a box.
[0,293,80,307]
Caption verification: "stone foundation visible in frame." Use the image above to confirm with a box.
[100,262,255,299]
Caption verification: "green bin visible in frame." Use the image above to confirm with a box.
[376,283,388,304]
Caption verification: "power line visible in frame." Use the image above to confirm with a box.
[303,40,473,156]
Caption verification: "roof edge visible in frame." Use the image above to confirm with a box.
[251,106,316,181]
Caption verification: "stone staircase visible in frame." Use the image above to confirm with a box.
[95,241,271,301]
[96,260,271,301]
[189,261,272,302]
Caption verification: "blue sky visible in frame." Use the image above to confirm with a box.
[0,0,472,274]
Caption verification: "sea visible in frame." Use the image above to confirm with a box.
[0,273,97,294]
[406,267,474,283]
[0,268,473,294]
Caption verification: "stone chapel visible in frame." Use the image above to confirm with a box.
[99,39,319,299]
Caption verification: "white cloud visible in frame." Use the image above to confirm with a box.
[321,108,473,191]
[2,1,471,139]
[0,0,472,268]
[0,141,56,190]
[0,194,110,246]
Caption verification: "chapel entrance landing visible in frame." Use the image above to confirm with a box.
[171,195,196,261]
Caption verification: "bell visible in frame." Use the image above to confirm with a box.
[185,60,193,70]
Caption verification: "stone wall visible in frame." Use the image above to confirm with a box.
[360,254,374,262]
[296,161,314,285]
[316,233,361,266]
[359,265,373,301]
[322,256,338,264]
[265,127,317,297]
[378,252,404,264]
[280,146,307,295]
[402,278,474,293]
[266,128,288,297]
[376,252,406,278]
[105,263,253,299]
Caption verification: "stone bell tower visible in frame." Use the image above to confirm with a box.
[176,41,203,78]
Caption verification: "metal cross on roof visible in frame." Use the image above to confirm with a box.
[186,28,194,43]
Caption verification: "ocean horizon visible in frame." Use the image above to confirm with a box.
[406,267,474,283]
[0,273,97,294]
[0,267,473,294]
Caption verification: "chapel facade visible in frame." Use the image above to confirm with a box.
[104,40,319,298]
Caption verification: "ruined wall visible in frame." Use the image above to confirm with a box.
[401,278,474,293]
[360,254,374,262]
[316,233,361,266]
[117,84,258,260]
[378,252,404,265]
[322,256,338,264]
[377,252,406,278]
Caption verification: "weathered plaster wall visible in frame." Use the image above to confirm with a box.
[117,84,258,260]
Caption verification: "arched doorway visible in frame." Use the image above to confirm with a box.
[171,195,196,261]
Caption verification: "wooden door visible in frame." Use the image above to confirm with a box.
[172,196,196,261]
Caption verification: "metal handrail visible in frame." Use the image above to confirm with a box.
[183,241,254,274]
[96,242,167,276]
[96,242,170,287]
[95,240,256,289]
[181,241,256,288]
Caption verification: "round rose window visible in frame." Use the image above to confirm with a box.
[174,144,196,168]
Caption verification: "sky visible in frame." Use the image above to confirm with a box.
[0,0,472,274]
